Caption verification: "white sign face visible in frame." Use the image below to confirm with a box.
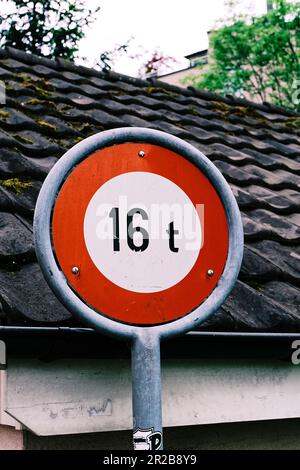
[84,172,202,293]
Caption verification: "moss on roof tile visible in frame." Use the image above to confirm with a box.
[14,134,34,145]
[284,117,300,130]
[144,86,179,97]
[0,110,9,119]
[25,98,58,110]
[0,178,32,193]
[37,120,57,132]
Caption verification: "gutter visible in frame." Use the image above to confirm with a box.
[0,325,299,339]
[0,326,298,360]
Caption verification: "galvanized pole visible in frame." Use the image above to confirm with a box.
[132,333,163,450]
[34,127,244,452]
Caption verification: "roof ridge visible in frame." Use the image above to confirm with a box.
[0,46,151,88]
[2,47,299,119]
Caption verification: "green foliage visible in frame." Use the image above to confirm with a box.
[193,0,300,111]
[0,0,100,61]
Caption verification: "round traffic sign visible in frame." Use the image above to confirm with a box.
[52,142,228,325]
[34,128,243,338]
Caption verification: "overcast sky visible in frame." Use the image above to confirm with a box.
[79,0,268,76]
[2,0,268,76]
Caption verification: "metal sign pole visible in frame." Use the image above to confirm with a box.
[34,127,244,452]
[132,333,163,450]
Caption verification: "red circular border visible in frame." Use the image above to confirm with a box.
[52,143,228,325]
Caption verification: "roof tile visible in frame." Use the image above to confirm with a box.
[0,47,299,332]
[0,212,34,263]
[0,263,71,323]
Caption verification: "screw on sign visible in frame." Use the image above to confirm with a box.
[34,127,243,450]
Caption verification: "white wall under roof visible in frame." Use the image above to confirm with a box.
[4,357,300,436]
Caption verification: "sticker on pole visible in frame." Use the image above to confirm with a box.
[34,128,243,334]
[133,428,162,451]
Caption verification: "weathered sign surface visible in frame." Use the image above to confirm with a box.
[52,142,229,325]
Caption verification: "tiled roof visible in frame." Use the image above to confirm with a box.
[0,47,299,332]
